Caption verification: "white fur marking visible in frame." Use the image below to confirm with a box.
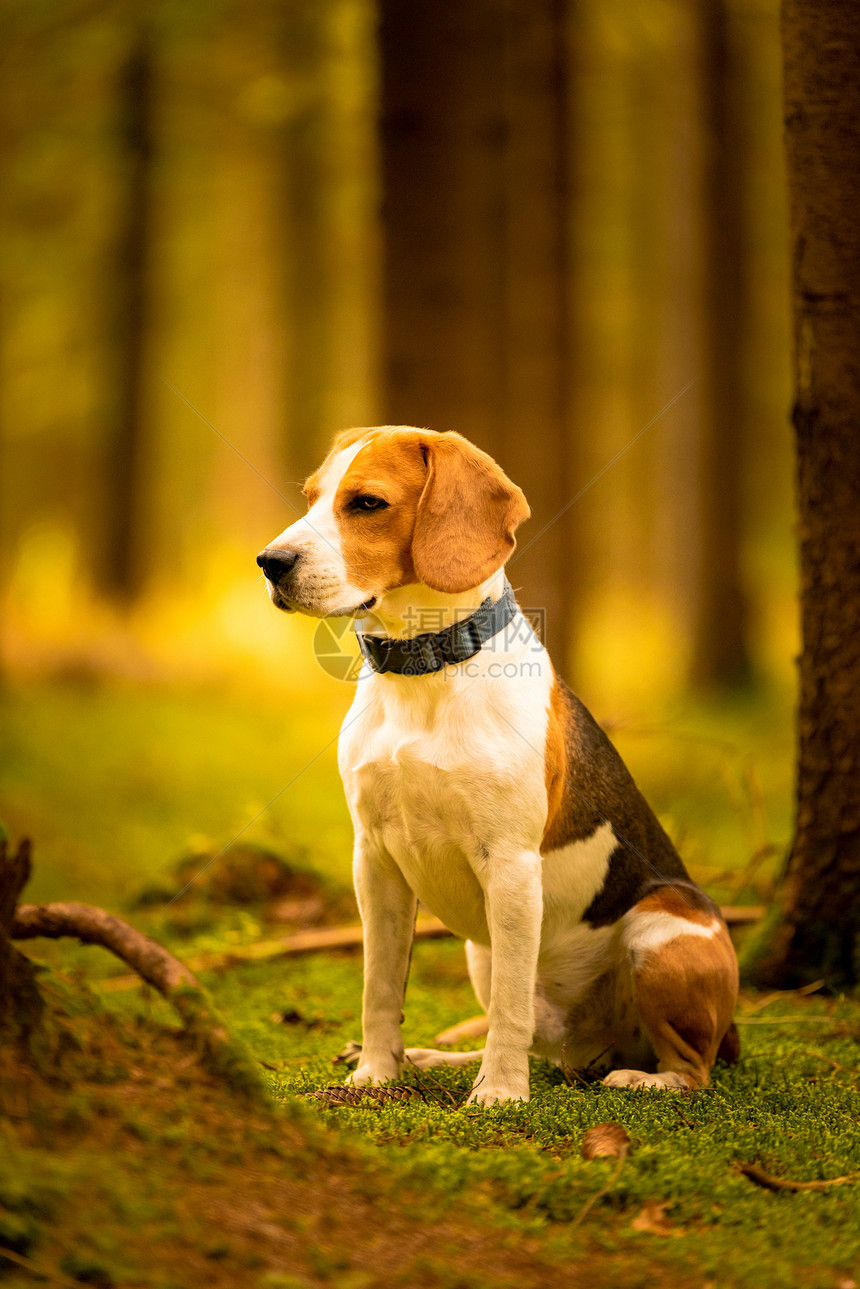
[623,910,719,969]
[264,440,373,615]
[541,821,618,922]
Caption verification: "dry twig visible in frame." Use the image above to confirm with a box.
[735,1162,858,1193]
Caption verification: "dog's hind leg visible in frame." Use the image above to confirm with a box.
[602,889,739,1091]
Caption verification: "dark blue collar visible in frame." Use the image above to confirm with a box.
[355,578,518,676]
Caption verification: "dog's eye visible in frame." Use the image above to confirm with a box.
[351,495,389,513]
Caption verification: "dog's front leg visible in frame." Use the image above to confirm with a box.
[348,835,417,1088]
[468,850,542,1106]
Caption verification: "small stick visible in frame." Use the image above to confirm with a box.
[404,1055,458,1107]
[796,1049,860,1079]
[739,979,825,1016]
[0,1244,86,1288]
[560,1042,590,1089]
[735,1162,858,1193]
[734,1016,837,1025]
[672,1102,696,1130]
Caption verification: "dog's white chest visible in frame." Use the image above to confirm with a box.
[340,666,552,944]
[345,739,493,942]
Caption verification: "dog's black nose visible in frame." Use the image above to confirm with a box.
[257,548,300,582]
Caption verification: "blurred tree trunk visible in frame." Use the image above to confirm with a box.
[275,2,379,481]
[97,30,154,602]
[498,0,578,672]
[689,0,753,688]
[747,0,860,988]
[0,840,42,1046]
[378,0,504,446]
[277,9,338,479]
[378,0,579,666]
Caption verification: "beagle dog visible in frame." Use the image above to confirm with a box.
[257,426,739,1105]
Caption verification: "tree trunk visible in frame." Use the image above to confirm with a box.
[378,0,579,666]
[497,0,577,670]
[746,0,860,988]
[378,0,505,447]
[689,0,753,689]
[0,838,43,1043]
[97,30,154,602]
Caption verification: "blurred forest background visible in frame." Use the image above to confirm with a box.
[0,0,795,911]
[1,0,791,692]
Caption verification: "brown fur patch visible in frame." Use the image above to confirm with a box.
[334,430,429,592]
[303,426,386,506]
[542,676,569,851]
[410,432,529,593]
[635,887,717,926]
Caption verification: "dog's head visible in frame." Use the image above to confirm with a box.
[257,426,530,617]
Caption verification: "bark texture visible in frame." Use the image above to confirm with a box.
[748,0,860,987]
[0,838,43,1041]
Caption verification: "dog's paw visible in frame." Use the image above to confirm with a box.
[347,1059,401,1088]
[465,1078,530,1107]
[602,1069,690,1091]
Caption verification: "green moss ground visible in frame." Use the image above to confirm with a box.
[217,942,860,1288]
[2,677,858,1288]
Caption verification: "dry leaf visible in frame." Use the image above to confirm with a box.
[581,1122,631,1160]
[631,1200,684,1237]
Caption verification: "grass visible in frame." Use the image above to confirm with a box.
[5,673,858,1289]
[4,939,860,1289]
[211,942,860,1287]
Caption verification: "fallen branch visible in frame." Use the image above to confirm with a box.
[12,901,267,1100]
[94,905,759,993]
[97,915,454,992]
[719,906,766,926]
[735,1161,858,1193]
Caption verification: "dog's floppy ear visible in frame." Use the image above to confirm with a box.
[412,433,530,594]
